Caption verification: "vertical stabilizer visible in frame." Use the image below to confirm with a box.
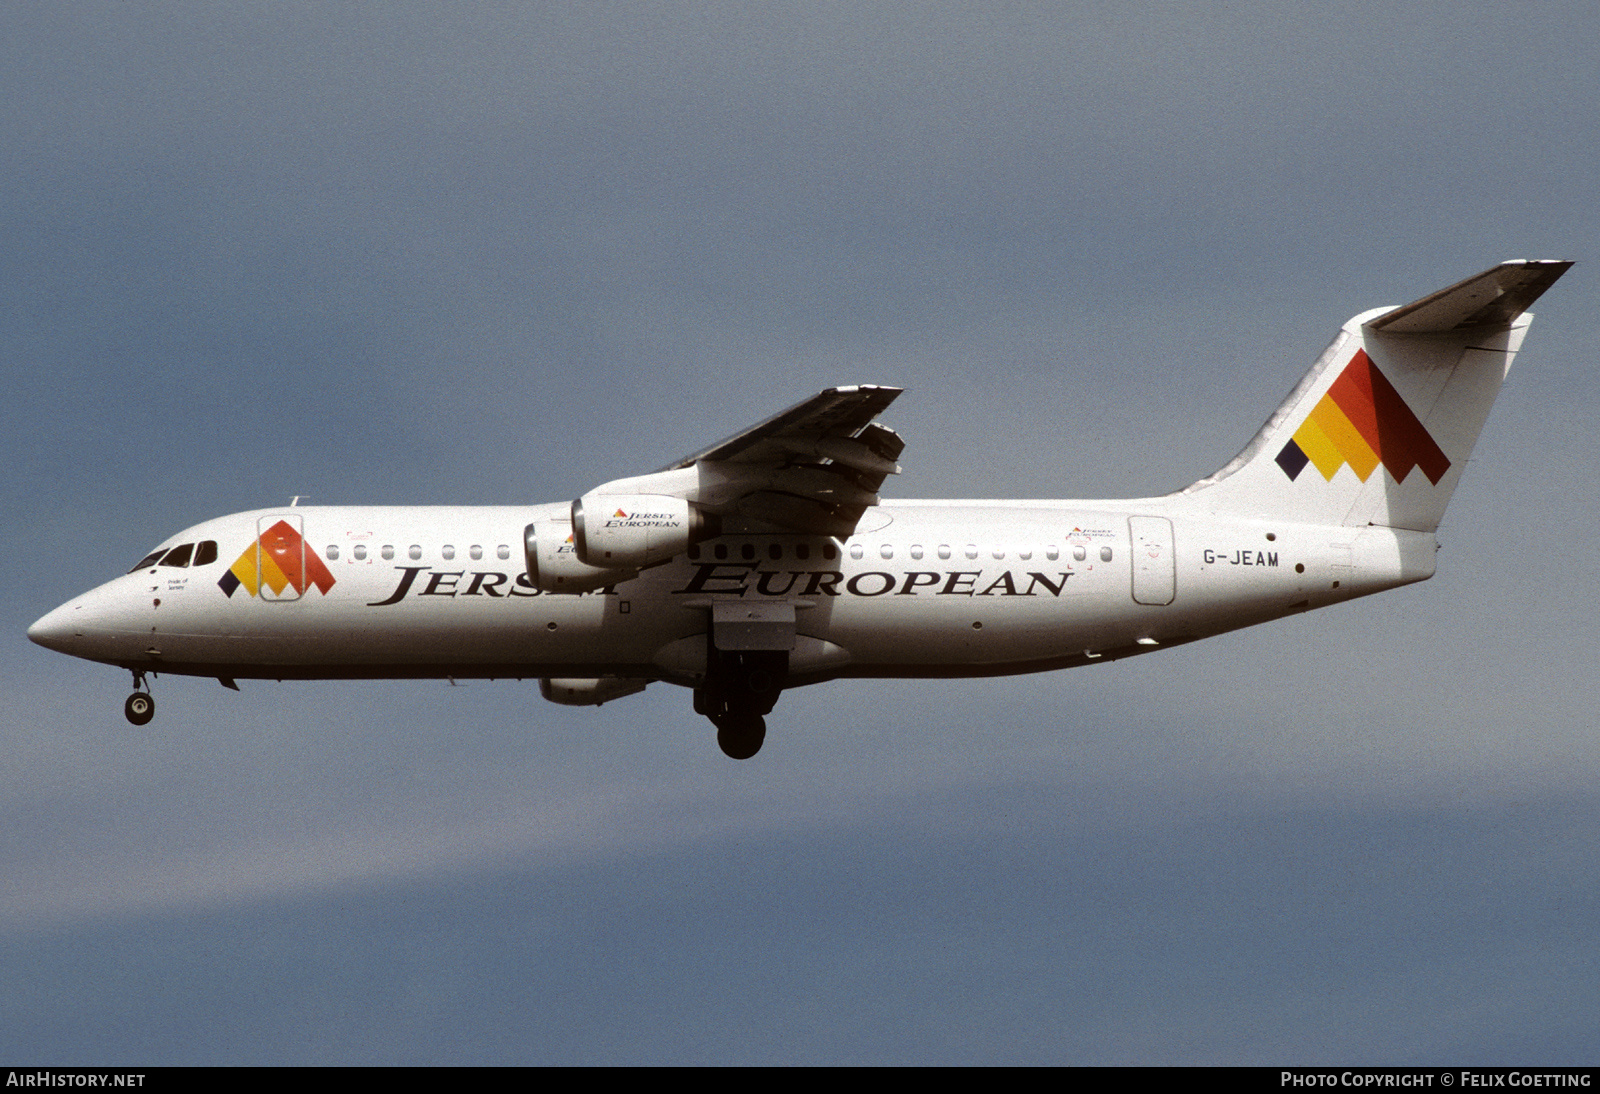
[1178,261,1571,532]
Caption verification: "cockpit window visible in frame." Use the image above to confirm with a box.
[129,549,168,572]
[130,539,218,572]
[160,543,195,568]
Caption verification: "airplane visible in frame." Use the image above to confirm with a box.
[28,260,1571,759]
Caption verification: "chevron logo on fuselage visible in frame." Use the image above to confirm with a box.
[217,520,336,598]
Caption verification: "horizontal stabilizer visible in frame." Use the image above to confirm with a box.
[1366,259,1572,333]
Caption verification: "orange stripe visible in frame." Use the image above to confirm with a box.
[1306,397,1380,481]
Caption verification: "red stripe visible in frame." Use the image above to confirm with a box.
[1326,350,1450,485]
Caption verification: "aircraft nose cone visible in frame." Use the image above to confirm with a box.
[28,602,80,653]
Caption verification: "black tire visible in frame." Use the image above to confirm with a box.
[124,692,155,726]
[715,714,765,760]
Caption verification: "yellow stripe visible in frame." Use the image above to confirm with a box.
[258,552,290,595]
[1305,397,1380,481]
[228,551,260,596]
[1292,405,1346,481]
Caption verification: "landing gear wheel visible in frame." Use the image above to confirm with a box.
[716,714,766,760]
[124,692,155,726]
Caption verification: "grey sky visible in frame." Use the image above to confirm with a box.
[5,2,1599,1063]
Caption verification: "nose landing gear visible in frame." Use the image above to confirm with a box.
[124,671,154,726]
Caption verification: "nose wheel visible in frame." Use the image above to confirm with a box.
[124,691,155,726]
[124,671,155,726]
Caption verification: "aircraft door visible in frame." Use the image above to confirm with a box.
[1129,515,1176,606]
[256,514,308,602]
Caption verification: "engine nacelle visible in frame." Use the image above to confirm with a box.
[571,493,715,568]
[524,519,638,594]
[540,677,649,706]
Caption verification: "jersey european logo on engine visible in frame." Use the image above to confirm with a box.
[217,519,337,598]
[1275,349,1450,485]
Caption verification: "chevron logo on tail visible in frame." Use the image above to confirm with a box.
[1275,350,1450,485]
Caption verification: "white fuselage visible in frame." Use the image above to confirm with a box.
[28,262,1565,757]
[29,500,1437,688]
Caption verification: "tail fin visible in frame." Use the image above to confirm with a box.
[1179,260,1571,531]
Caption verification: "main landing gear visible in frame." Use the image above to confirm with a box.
[714,713,766,761]
[695,648,787,760]
[124,671,154,726]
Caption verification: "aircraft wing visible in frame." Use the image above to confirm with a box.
[592,385,906,537]
[658,384,904,473]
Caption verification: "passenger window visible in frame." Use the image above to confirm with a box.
[823,544,837,561]
[409,545,422,561]
[382,545,395,561]
[688,544,701,560]
[938,544,951,560]
[1046,545,1058,561]
[849,543,864,560]
[470,545,483,560]
[130,549,168,572]
[1073,546,1087,561]
[1100,547,1113,562]
[714,543,727,560]
[326,544,340,561]
[353,544,368,561]
[768,544,783,561]
[992,548,1005,560]
[741,544,755,560]
[193,541,218,566]
[964,545,979,560]
[160,543,195,568]
[796,543,810,561]
[497,545,510,560]
[442,545,455,560]
[910,545,924,560]
[880,545,893,560]
[1019,549,1032,561]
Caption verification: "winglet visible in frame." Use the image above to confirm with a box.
[1366,259,1573,333]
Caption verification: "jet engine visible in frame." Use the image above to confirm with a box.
[570,493,717,568]
[523,519,638,594]
[540,677,649,706]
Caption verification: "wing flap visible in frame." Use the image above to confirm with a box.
[774,429,902,478]
[736,491,863,537]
